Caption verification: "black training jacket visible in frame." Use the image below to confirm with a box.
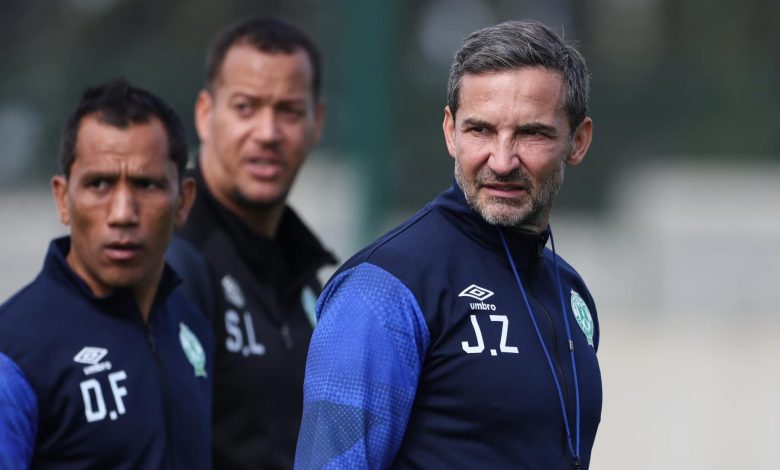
[168,166,335,470]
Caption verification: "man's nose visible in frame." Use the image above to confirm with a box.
[251,108,282,144]
[488,136,521,176]
[107,185,139,227]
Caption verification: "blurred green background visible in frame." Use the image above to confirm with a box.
[2,0,778,235]
[2,2,779,468]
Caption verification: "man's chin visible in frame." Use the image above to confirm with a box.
[234,187,288,211]
[99,275,144,293]
[476,201,531,227]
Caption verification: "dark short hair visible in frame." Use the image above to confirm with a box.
[447,20,590,132]
[204,16,322,99]
[59,79,188,179]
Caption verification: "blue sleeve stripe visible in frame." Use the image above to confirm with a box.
[0,352,38,469]
[296,263,430,469]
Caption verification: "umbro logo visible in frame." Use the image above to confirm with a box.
[458,284,494,301]
[74,347,108,365]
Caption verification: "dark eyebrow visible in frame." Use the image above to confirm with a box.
[80,171,118,182]
[276,98,307,107]
[228,92,260,102]
[461,118,493,129]
[517,122,559,136]
[129,174,169,187]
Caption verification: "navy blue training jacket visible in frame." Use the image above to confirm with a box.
[0,237,213,469]
[296,182,602,469]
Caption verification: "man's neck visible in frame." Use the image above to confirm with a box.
[509,224,545,235]
[199,158,284,238]
[231,204,283,238]
[134,278,160,324]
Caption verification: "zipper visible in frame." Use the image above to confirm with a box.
[529,285,570,401]
[529,283,575,469]
[280,323,293,350]
[144,322,175,469]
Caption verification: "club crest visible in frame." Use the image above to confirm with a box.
[179,322,207,377]
[301,285,318,328]
[570,290,594,347]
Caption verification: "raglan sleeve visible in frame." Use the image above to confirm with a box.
[295,262,430,470]
[0,352,38,469]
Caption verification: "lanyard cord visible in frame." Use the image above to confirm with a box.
[497,227,581,463]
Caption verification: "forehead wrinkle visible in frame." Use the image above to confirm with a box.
[459,69,567,130]
[71,117,171,178]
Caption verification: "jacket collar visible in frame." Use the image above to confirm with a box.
[44,236,181,317]
[432,179,550,270]
[191,163,336,294]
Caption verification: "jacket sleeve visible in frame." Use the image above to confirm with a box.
[295,263,430,470]
[0,352,38,469]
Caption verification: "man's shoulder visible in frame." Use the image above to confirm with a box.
[0,272,82,374]
[331,202,466,297]
[0,273,66,331]
[542,248,590,288]
[166,237,216,319]
[339,204,448,272]
[176,184,221,248]
[164,287,214,346]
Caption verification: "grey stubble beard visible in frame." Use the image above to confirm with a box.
[454,159,564,228]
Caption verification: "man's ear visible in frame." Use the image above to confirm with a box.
[194,89,213,144]
[443,106,457,160]
[174,177,197,228]
[51,175,70,225]
[565,117,592,167]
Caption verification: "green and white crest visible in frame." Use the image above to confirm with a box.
[570,290,594,347]
[179,322,207,377]
[301,285,318,328]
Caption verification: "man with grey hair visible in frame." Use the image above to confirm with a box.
[296,20,602,469]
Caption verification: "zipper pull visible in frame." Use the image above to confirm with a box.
[281,324,293,351]
[569,340,574,351]
[147,330,156,352]
[572,457,581,469]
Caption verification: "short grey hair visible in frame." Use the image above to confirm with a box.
[446,20,590,132]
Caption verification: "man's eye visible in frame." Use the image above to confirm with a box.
[469,126,489,135]
[87,179,110,190]
[234,102,254,116]
[520,128,551,138]
[136,179,162,190]
[279,107,304,120]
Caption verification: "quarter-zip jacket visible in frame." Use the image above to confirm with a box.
[169,165,336,470]
[296,181,602,469]
[0,237,213,469]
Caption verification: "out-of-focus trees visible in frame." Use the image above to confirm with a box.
[1,0,778,222]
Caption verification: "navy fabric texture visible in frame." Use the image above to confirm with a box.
[0,237,213,469]
[296,181,602,469]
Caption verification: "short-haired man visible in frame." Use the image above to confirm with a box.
[0,79,211,468]
[167,17,334,469]
[296,21,602,469]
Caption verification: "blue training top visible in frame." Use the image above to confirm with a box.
[296,182,602,469]
[0,237,213,469]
